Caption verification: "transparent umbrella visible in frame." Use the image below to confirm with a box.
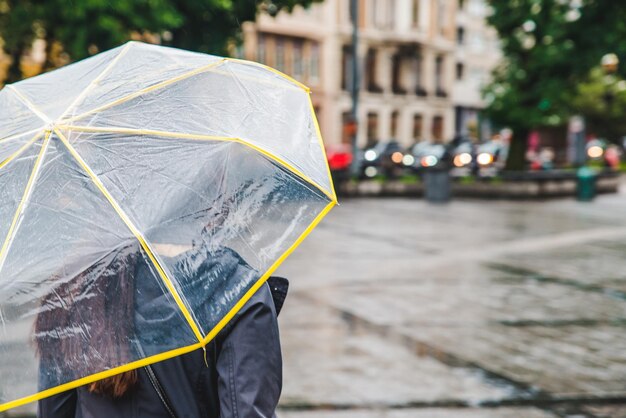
[0,41,336,411]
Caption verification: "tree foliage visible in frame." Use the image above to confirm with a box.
[0,0,319,83]
[484,0,626,169]
[572,67,626,142]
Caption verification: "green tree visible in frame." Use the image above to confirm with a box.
[0,0,183,83]
[484,0,626,170]
[0,0,319,83]
[572,67,626,142]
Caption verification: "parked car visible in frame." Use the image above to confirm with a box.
[403,141,448,173]
[474,140,508,176]
[449,136,477,177]
[361,140,405,178]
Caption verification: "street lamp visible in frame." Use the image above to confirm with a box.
[601,53,619,74]
[601,53,619,109]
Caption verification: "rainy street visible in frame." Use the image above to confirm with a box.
[275,191,626,418]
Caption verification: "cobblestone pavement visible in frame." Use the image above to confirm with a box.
[275,192,626,418]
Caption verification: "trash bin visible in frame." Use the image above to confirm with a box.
[424,168,451,203]
[576,166,597,202]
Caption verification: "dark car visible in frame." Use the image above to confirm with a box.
[449,136,478,177]
[403,141,447,173]
[361,140,405,178]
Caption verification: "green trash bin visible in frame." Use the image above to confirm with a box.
[577,166,597,202]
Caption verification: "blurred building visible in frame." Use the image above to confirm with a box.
[452,0,500,140]
[242,0,499,148]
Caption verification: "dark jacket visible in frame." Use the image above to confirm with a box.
[38,247,287,418]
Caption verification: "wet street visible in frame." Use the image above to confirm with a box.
[275,192,626,418]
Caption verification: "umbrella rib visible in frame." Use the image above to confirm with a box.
[5,85,52,125]
[53,128,205,344]
[0,127,46,144]
[56,42,133,121]
[0,131,43,172]
[0,132,50,278]
[56,124,335,201]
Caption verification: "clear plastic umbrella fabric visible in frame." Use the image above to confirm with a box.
[0,41,336,411]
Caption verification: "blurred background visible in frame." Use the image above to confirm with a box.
[2,0,626,417]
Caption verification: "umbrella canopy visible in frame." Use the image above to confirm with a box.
[0,41,336,411]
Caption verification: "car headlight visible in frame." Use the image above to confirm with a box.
[587,145,603,159]
[402,155,415,166]
[364,150,377,161]
[364,166,378,177]
[454,152,472,167]
[391,151,404,164]
[477,153,493,166]
[420,155,438,167]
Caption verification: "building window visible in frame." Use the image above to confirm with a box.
[412,0,420,27]
[367,112,379,144]
[293,40,304,81]
[391,110,400,139]
[413,114,423,141]
[435,55,447,97]
[392,53,407,94]
[456,62,465,80]
[276,38,285,72]
[432,115,444,142]
[258,35,266,64]
[457,27,465,45]
[310,43,320,83]
[366,48,382,93]
[341,45,353,91]
[415,54,427,96]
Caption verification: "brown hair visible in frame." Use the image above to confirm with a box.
[34,244,141,398]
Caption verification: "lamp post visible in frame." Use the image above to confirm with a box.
[601,53,619,110]
[349,0,361,177]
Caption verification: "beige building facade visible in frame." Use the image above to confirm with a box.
[243,0,496,148]
[452,0,501,139]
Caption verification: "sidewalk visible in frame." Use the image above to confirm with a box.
[275,194,626,418]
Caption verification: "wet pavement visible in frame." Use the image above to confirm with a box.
[275,192,626,418]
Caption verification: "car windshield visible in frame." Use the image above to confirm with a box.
[412,142,444,158]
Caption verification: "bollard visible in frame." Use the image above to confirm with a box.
[576,166,597,202]
[424,168,451,203]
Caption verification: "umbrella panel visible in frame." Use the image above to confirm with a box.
[10,46,122,121]
[0,89,45,141]
[0,138,41,269]
[0,135,197,404]
[67,130,330,336]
